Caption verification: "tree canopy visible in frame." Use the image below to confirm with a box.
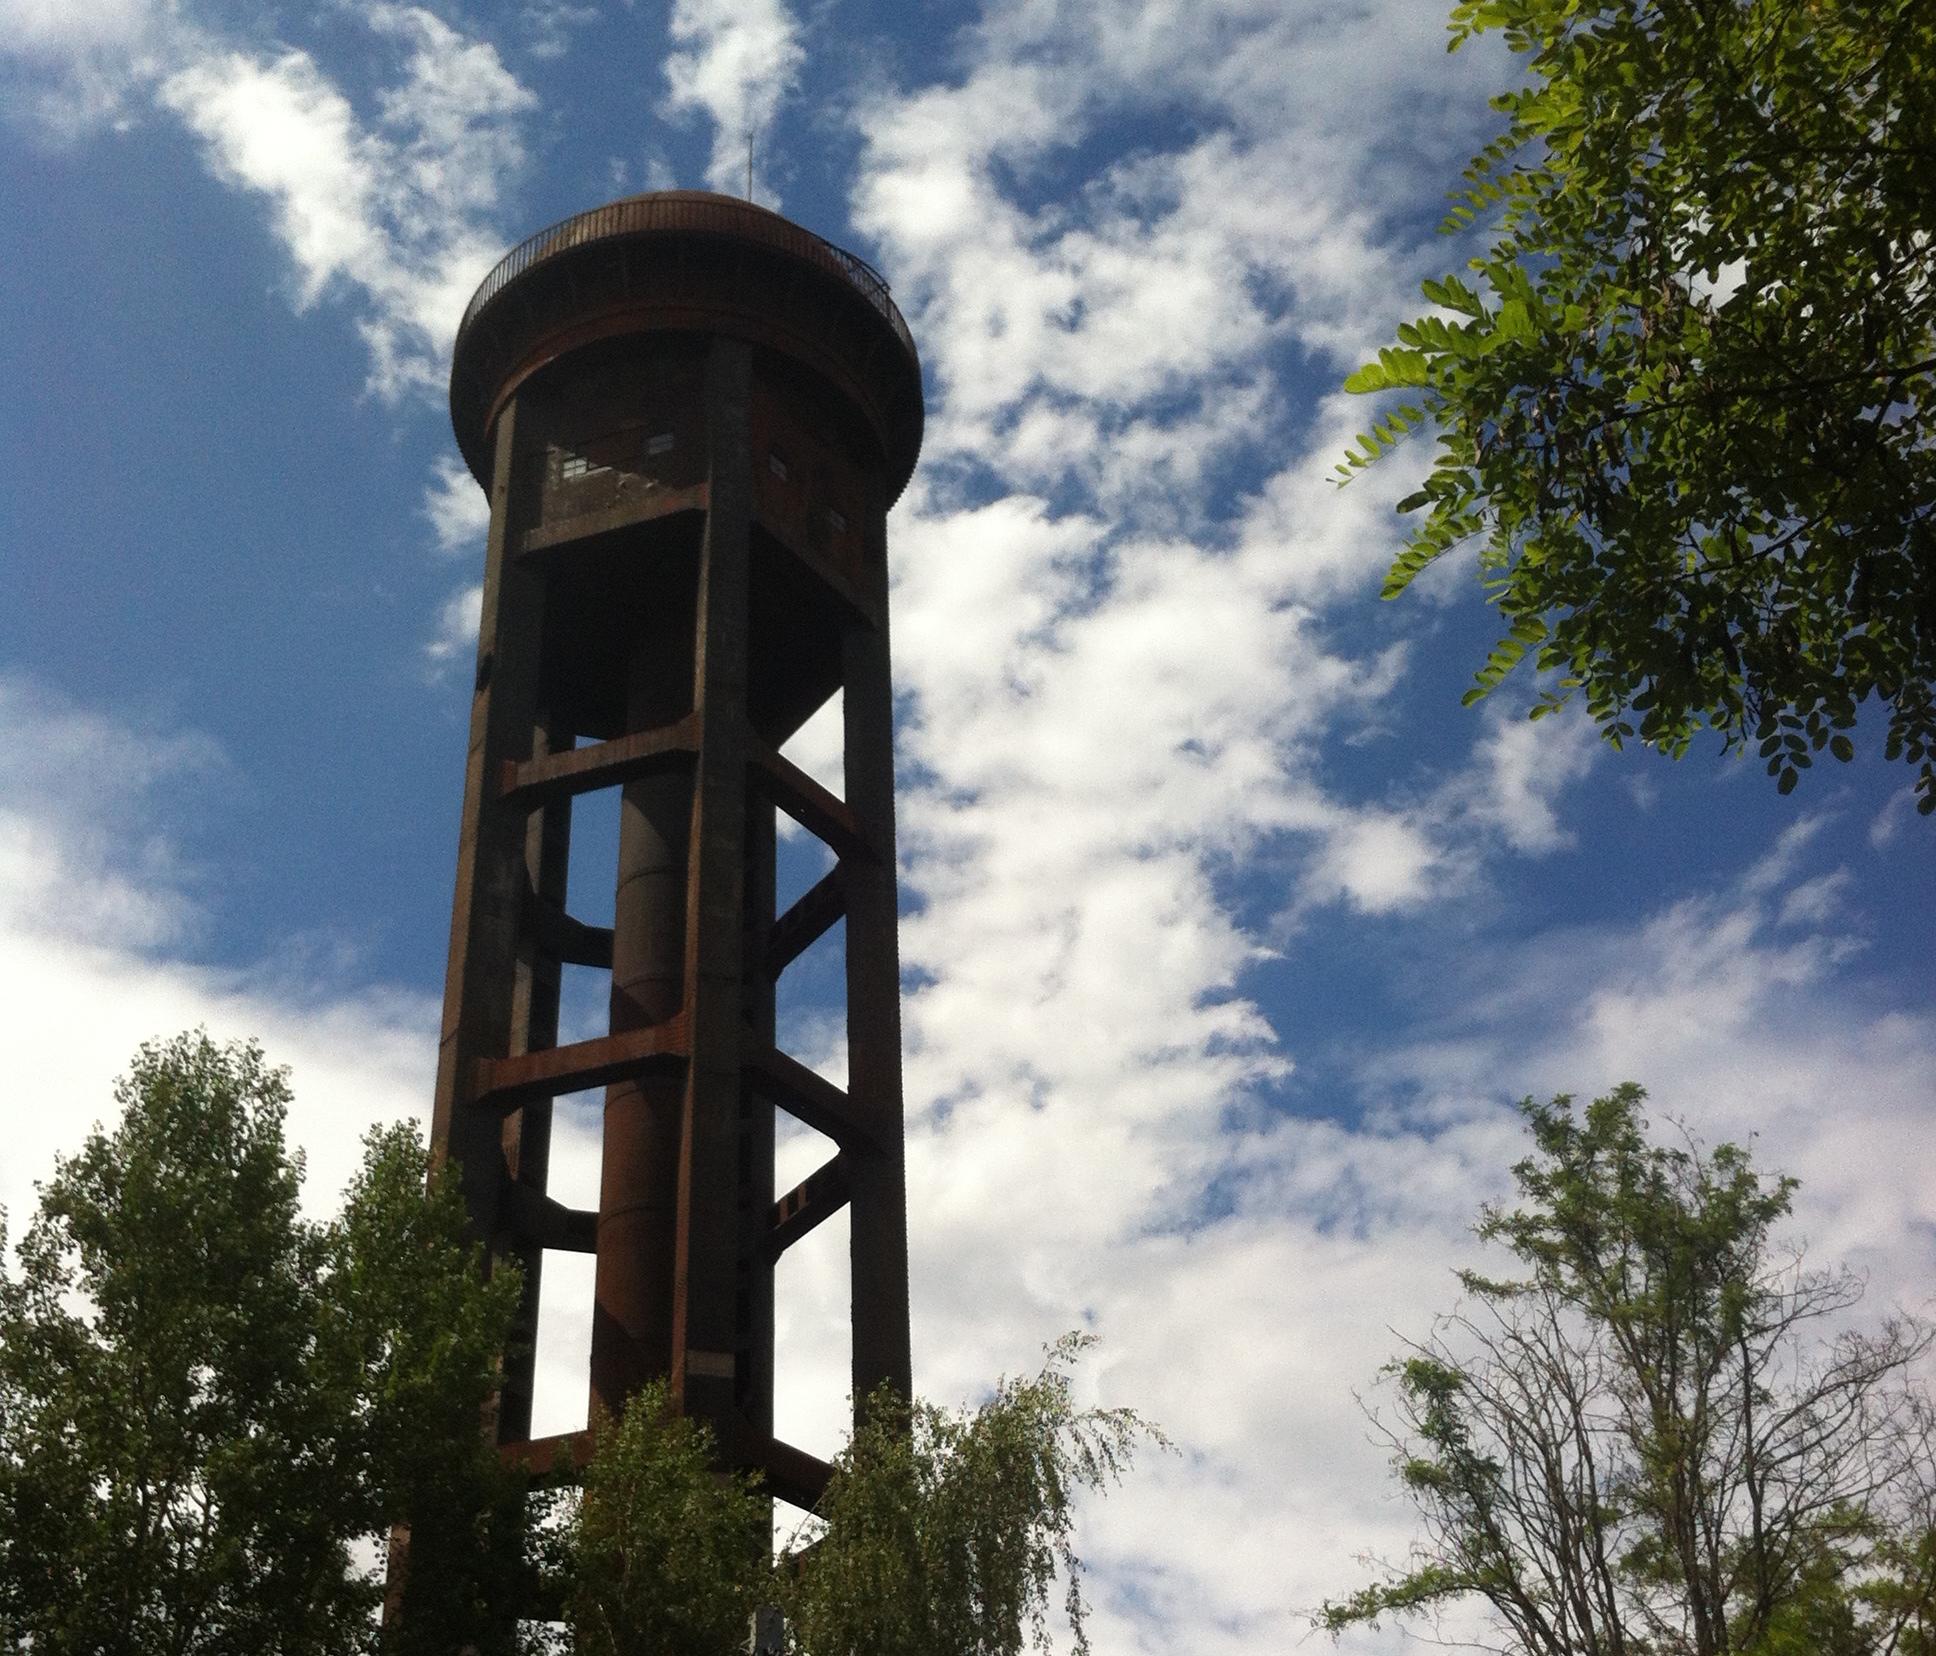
[1319,1084,1936,1655]
[559,1335,1160,1656]
[782,1334,1158,1656]
[0,1033,1156,1654]
[0,1031,525,1654]
[1342,0,1936,811]
[562,1384,769,1656]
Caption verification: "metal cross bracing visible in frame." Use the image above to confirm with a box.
[426,192,923,1521]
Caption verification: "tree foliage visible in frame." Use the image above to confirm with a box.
[1342,0,1936,811]
[564,1385,769,1656]
[558,1334,1161,1656]
[782,1334,1161,1656]
[1319,1084,1936,1656]
[0,1036,1157,1654]
[0,1031,525,1654]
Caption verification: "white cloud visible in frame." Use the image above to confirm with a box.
[0,679,440,1239]
[0,0,177,135]
[155,6,534,399]
[0,0,162,51]
[0,676,230,952]
[886,814,1936,1654]
[6,1,535,657]
[520,0,601,61]
[162,49,383,305]
[1870,785,1916,847]
[833,0,1591,1031]
[1301,809,1442,913]
[661,0,804,203]
[1776,866,1854,929]
[797,14,1936,1648]
[6,0,533,383]
[424,454,491,555]
[849,0,1505,507]
[1457,700,1602,854]
[1374,869,1936,1309]
[425,582,483,665]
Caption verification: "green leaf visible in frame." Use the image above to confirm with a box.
[1346,0,1936,814]
[1344,347,1432,394]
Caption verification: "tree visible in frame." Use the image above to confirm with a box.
[564,1385,769,1656]
[558,1334,1161,1656]
[0,1031,525,1654]
[1319,1084,1936,1656]
[781,1334,1160,1656]
[1341,0,1936,812]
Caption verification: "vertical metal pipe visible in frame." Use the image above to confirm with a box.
[590,630,694,1422]
[675,339,756,1435]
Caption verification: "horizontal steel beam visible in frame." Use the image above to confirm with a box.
[517,483,709,557]
[761,1436,834,1512]
[524,886,616,969]
[504,1181,598,1252]
[497,712,701,806]
[500,1428,595,1485]
[473,1020,688,1112]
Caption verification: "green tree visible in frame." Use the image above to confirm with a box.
[564,1385,769,1656]
[0,1031,525,1654]
[557,1334,1161,1656]
[779,1334,1160,1656]
[1342,0,1936,811]
[1319,1084,1936,1656]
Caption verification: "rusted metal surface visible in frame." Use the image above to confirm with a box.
[769,1156,852,1258]
[765,864,846,980]
[448,191,924,504]
[461,192,911,357]
[419,188,918,1626]
[749,738,875,863]
[838,486,915,1418]
[591,568,698,1422]
[472,1020,689,1112]
[495,711,701,805]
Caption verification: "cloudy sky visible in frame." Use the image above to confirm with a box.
[3,0,1932,1649]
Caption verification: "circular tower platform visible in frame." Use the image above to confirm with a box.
[449,190,923,501]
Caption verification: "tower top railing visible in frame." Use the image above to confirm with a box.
[456,191,914,360]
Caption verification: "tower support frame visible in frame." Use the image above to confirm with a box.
[430,192,923,1510]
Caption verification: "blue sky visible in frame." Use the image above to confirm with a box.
[3,1,1932,1649]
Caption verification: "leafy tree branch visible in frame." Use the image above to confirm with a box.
[1343,0,1936,811]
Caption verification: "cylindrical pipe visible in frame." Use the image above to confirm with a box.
[591,633,693,1422]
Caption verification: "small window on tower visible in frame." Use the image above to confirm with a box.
[561,453,609,482]
[646,432,675,456]
[827,508,848,536]
[768,453,789,482]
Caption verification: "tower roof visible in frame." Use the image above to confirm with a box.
[449,191,924,498]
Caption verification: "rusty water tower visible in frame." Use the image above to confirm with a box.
[431,191,921,1509]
